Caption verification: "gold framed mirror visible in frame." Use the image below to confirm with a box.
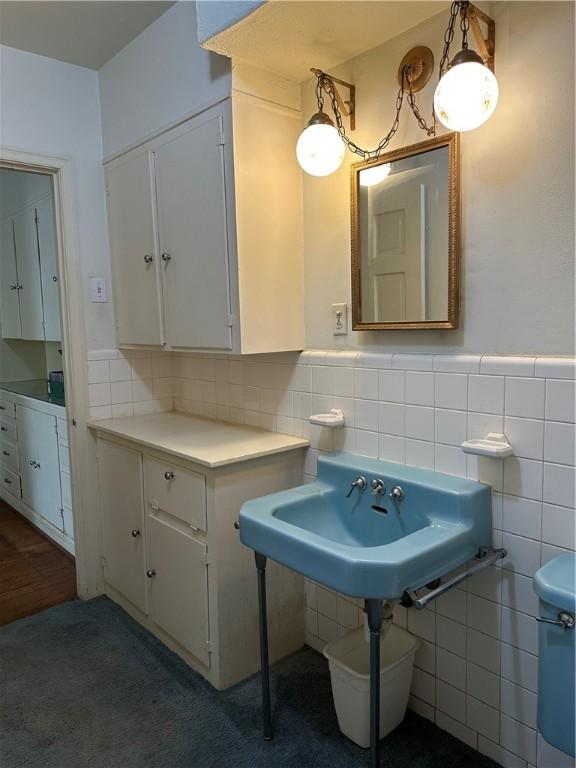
[351,133,460,330]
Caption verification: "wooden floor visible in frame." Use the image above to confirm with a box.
[0,499,77,627]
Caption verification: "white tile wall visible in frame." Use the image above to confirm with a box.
[87,349,174,419]
[94,347,575,767]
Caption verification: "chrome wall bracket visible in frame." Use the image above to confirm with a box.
[401,546,507,610]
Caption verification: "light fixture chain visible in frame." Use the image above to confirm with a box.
[404,66,436,137]
[439,1,461,76]
[317,71,406,161]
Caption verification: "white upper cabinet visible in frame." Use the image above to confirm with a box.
[105,91,304,354]
[156,115,232,350]
[106,150,162,347]
[12,208,44,341]
[36,198,62,343]
[0,196,62,343]
[0,219,21,339]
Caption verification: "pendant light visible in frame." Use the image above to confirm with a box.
[434,2,498,132]
[296,112,345,177]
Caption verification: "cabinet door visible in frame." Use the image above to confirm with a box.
[147,514,210,666]
[98,440,147,613]
[17,405,62,530]
[36,198,62,342]
[0,219,22,339]
[106,150,163,346]
[156,113,232,350]
[12,209,44,340]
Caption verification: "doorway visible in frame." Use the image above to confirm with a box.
[0,149,101,608]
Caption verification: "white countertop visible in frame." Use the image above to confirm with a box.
[88,412,309,468]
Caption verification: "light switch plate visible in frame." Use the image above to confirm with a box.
[90,277,107,303]
[332,303,348,335]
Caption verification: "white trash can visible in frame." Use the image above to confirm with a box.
[323,623,419,748]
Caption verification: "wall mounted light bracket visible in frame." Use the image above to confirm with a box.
[466,3,495,72]
[311,68,356,130]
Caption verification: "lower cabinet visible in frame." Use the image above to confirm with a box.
[0,391,73,554]
[17,404,63,531]
[98,440,147,614]
[95,433,306,690]
[147,515,210,667]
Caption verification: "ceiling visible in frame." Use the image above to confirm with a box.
[0,1,175,70]
[204,0,450,82]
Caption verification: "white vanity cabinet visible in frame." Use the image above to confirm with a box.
[92,413,307,689]
[105,92,304,355]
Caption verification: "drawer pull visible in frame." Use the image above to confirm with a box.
[131,529,141,538]
[0,427,7,433]
[3,478,11,485]
[146,569,156,578]
[3,451,9,457]
[0,405,5,410]
[164,471,175,481]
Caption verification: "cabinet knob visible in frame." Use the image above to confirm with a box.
[10,285,17,291]
[29,460,34,466]
[3,451,10,456]
[144,254,153,264]
[3,478,11,485]
[146,569,156,578]
[131,529,141,538]
[164,471,174,480]
[1,427,7,432]
[0,405,5,410]
[233,520,240,531]
[161,252,171,263]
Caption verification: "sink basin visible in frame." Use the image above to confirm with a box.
[239,452,492,599]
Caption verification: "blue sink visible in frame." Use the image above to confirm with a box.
[240,452,492,599]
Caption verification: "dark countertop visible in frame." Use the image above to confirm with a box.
[0,380,66,409]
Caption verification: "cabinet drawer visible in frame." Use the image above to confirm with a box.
[0,439,19,472]
[0,418,17,443]
[1,466,20,499]
[144,456,206,532]
[0,399,15,420]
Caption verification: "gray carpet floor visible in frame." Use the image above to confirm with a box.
[0,597,500,768]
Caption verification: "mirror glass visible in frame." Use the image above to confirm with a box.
[351,134,459,330]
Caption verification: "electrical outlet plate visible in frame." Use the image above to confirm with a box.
[332,303,348,335]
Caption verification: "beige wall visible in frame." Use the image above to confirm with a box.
[301,1,574,355]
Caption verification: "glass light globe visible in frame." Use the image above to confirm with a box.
[359,163,391,188]
[434,51,499,132]
[296,113,345,177]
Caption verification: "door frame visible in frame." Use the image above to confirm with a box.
[0,147,103,598]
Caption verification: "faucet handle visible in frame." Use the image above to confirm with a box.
[346,475,367,498]
[371,478,386,496]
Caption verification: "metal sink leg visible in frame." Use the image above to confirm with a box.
[366,599,384,768]
[255,552,273,740]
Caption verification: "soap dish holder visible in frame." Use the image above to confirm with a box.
[461,432,513,458]
[309,409,345,428]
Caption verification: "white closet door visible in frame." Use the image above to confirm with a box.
[36,197,62,342]
[17,405,63,530]
[155,113,232,350]
[106,150,163,346]
[13,209,44,340]
[0,219,22,339]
